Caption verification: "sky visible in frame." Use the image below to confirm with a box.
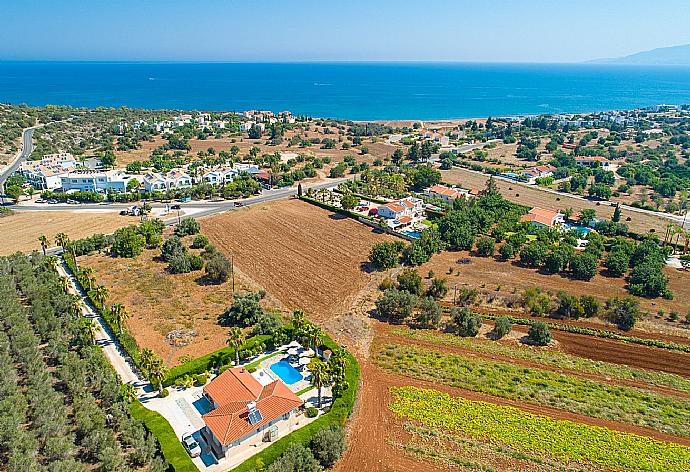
[2,0,690,62]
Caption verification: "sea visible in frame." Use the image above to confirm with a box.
[1,61,690,120]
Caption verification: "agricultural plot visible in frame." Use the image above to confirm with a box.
[389,386,690,472]
[390,327,690,395]
[201,199,395,322]
[376,343,690,439]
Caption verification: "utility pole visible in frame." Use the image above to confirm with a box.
[230,252,235,292]
[453,285,458,306]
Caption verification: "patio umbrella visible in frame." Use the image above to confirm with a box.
[287,347,300,356]
[287,340,301,348]
[299,356,311,366]
[300,348,315,357]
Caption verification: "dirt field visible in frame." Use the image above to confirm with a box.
[0,210,136,255]
[200,199,395,323]
[441,166,676,235]
[78,234,266,366]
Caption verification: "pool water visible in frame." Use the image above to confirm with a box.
[270,359,303,385]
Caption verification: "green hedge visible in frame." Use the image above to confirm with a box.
[129,401,197,472]
[164,334,273,387]
[231,333,360,472]
[299,195,375,222]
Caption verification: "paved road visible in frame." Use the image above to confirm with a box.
[9,176,350,220]
[0,126,38,187]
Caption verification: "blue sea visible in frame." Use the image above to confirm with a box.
[1,62,690,120]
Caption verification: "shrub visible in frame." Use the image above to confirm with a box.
[499,242,516,260]
[450,307,482,337]
[195,374,208,386]
[378,278,393,291]
[205,252,232,284]
[569,252,598,281]
[492,316,512,339]
[110,226,146,258]
[159,388,169,398]
[555,291,584,319]
[220,291,265,327]
[305,407,319,418]
[174,218,200,236]
[580,295,600,318]
[527,320,551,345]
[310,424,346,469]
[191,234,209,249]
[368,241,405,270]
[522,287,551,316]
[375,289,418,321]
[475,237,496,257]
[267,443,321,472]
[396,268,423,295]
[253,311,283,336]
[605,297,640,331]
[161,236,185,262]
[416,297,441,328]
[426,277,448,299]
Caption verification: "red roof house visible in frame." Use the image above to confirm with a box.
[202,368,303,457]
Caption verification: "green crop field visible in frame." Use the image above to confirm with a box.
[390,386,690,472]
[391,327,690,395]
[376,343,690,438]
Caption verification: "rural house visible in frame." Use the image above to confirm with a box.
[520,207,565,229]
[201,368,303,458]
[377,197,424,219]
[424,184,469,203]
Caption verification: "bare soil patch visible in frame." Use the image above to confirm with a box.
[0,210,135,255]
[200,199,395,323]
[78,236,258,366]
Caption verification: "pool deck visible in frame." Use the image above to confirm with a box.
[257,352,313,393]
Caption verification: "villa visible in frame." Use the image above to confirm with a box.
[60,169,132,193]
[520,207,565,229]
[142,170,193,192]
[18,153,78,190]
[424,184,469,203]
[574,155,615,170]
[520,165,556,184]
[377,197,424,220]
[201,367,303,458]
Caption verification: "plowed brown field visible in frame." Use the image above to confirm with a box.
[200,199,395,321]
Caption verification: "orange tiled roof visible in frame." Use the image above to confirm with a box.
[202,368,303,446]
[520,207,561,226]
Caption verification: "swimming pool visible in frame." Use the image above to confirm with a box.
[401,231,421,239]
[270,359,303,385]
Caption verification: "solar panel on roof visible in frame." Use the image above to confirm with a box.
[248,409,263,425]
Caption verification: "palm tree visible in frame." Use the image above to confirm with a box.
[80,318,98,346]
[148,358,168,394]
[58,275,70,292]
[92,285,109,308]
[227,327,245,366]
[45,255,59,272]
[309,359,330,408]
[78,267,95,290]
[38,235,48,256]
[55,232,70,252]
[308,324,324,351]
[69,294,83,318]
[111,303,129,335]
[120,383,137,403]
[140,348,156,376]
[292,309,307,330]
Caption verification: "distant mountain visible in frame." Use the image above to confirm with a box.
[590,44,690,65]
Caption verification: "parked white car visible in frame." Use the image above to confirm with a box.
[182,432,201,458]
